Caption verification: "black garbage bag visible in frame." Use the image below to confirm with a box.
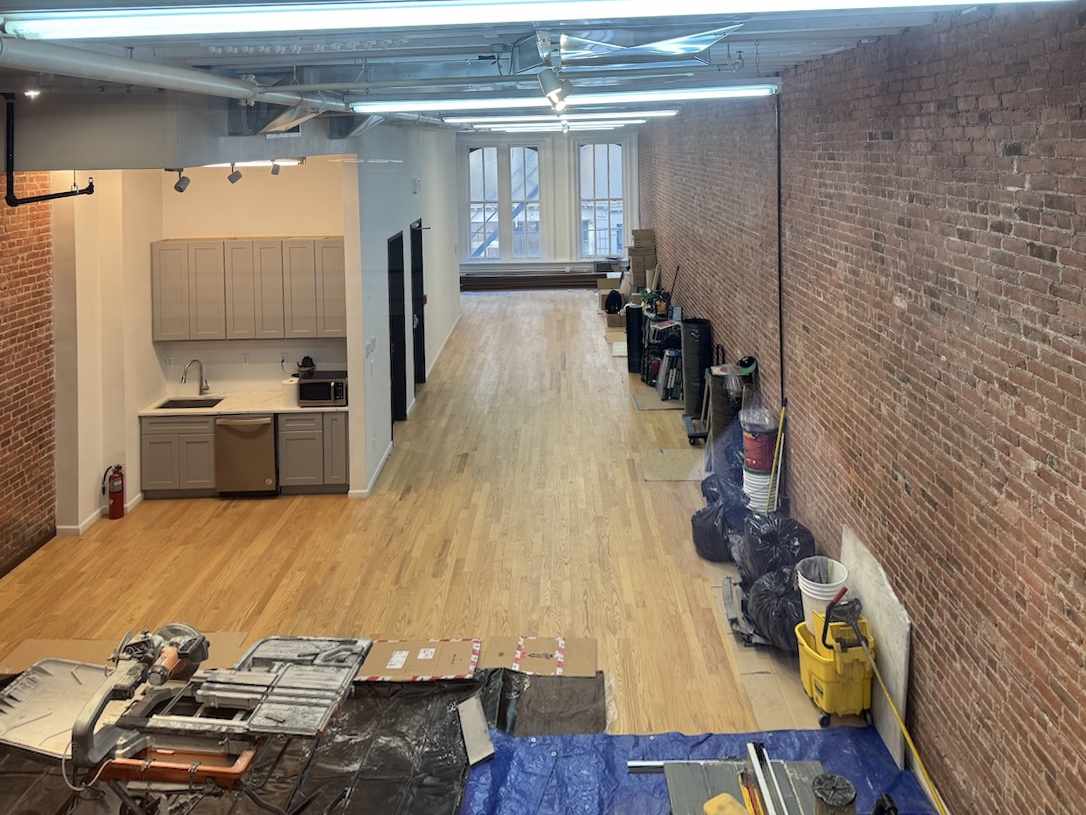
[692,503,731,562]
[747,567,805,652]
[706,420,744,485]
[731,513,816,587]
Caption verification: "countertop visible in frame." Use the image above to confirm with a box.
[139,388,348,417]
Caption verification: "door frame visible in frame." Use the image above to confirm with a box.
[387,231,408,426]
[410,219,426,385]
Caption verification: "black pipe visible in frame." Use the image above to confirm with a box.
[4,93,94,208]
[775,92,786,409]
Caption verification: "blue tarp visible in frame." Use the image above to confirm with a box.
[461,726,934,815]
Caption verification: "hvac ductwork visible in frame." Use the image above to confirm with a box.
[0,35,350,112]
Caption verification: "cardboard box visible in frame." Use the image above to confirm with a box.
[632,228,656,246]
[357,638,481,682]
[606,312,626,329]
[479,637,597,677]
[596,275,622,290]
[628,246,657,259]
[0,631,250,677]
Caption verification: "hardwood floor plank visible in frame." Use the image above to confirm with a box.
[0,289,754,733]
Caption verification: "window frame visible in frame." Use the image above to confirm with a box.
[460,138,546,263]
[467,145,502,259]
[575,141,627,259]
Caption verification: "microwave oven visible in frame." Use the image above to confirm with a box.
[298,372,348,407]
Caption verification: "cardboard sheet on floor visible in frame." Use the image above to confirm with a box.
[631,380,683,411]
[639,448,707,481]
[611,341,628,357]
[357,638,481,681]
[460,726,936,815]
[479,637,596,677]
[0,631,249,677]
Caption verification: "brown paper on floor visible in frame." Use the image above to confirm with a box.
[639,448,707,481]
[0,631,249,677]
[479,637,597,677]
[357,638,481,681]
[612,341,628,357]
[630,380,683,411]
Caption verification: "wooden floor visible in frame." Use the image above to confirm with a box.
[0,290,755,733]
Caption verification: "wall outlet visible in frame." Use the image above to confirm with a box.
[280,352,288,367]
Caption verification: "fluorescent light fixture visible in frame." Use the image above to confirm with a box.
[4,0,1068,40]
[475,119,646,130]
[23,88,41,100]
[484,123,628,132]
[445,110,679,124]
[352,85,776,114]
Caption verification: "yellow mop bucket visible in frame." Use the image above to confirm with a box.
[796,588,875,726]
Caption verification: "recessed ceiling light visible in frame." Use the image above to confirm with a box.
[352,85,776,114]
[2,0,1068,40]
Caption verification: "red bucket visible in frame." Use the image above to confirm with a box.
[743,427,779,474]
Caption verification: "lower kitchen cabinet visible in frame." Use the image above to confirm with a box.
[277,412,349,492]
[140,417,216,494]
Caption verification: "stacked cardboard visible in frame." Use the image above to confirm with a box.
[628,228,657,289]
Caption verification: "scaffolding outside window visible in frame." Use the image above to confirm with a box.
[511,146,541,257]
[468,146,500,258]
[579,143,624,257]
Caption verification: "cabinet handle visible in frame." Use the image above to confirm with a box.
[216,417,272,427]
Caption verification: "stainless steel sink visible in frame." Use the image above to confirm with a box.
[157,398,223,409]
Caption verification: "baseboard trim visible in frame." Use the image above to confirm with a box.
[125,492,143,513]
[406,397,417,416]
[426,310,462,380]
[56,507,104,537]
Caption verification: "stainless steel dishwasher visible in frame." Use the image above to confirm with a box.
[215,414,277,494]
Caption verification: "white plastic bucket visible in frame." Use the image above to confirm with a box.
[796,556,849,635]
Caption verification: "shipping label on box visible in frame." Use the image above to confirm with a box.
[357,638,481,682]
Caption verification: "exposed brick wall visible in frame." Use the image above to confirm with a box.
[0,173,55,574]
[640,3,1086,814]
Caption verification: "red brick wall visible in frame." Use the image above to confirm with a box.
[640,4,1086,813]
[0,173,55,574]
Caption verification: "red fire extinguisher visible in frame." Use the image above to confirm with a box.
[101,465,125,520]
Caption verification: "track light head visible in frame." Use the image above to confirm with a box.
[227,163,242,184]
[271,162,281,176]
[173,169,190,193]
[537,67,563,103]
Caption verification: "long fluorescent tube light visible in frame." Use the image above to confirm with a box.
[352,85,776,114]
[3,0,1069,40]
[445,110,679,124]
[206,159,302,167]
[475,119,645,130]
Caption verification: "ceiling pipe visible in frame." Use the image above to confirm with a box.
[0,36,350,112]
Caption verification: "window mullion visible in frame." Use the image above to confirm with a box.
[498,146,513,261]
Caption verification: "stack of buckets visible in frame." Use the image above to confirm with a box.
[740,406,779,513]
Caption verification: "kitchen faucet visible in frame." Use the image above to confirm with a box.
[181,359,210,395]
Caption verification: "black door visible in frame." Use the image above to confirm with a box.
[410,220,427,385]
[388,232,408,425]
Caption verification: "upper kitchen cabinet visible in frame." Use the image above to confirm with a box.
[316,238,347,338]
[151,242,191,341]
[153,237,343,341]
[188,241,227,340]
[225,239,285,339]
[283,239,319,338]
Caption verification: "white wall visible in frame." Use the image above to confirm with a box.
[160,157,347,238]
[52,169,165,531]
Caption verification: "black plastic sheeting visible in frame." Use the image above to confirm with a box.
[731,513,816,588]
[746,567,805,652]
[0,669,608,815]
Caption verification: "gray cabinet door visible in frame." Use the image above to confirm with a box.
[322,412,348,485]
[178,434,216,489]
[316,238,346,338]
[188,240,226,340]
[253,239,285,338]
[141,433,180,490]
[152,241,190,341]
[283,239,318,338]
[278,429,325,486]
[224,239,256,339]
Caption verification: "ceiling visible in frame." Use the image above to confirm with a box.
[0,3,972,130]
